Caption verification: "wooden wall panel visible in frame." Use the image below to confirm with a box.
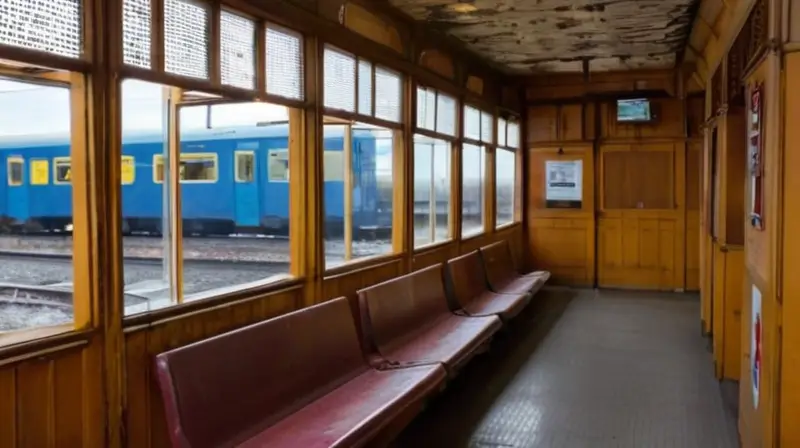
[686,141,702,291]
[0,342,102,448]
[526,145,595,285]
[412,243,459,271]
[597,213,680,290]
[529,218,593,285]
[123,289,302,447]
[781,51,800,447]
[526,104,586,143]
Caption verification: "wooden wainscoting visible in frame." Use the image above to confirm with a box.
[123,287,303,447]
[686,140,702,291]
[711,243,744,381]
[0,337,104,447]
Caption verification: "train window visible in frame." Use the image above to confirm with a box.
[323,150,344,182]
[54,157,72,185]
[153,155,164,183]
[153,153,218,183]
[7,157,23,186]
[121,155,135,185]
[235,151,255,182]
[180,153,217,182]
[268,149,289,182]
[30,159,49,185]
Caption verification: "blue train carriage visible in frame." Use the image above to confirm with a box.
[321,125,393,240]
[0,124,388,237]
[0,133,73,233]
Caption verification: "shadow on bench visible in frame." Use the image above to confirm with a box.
[357,264,502,377]
[479,240,550,297]
[154,297,446,448]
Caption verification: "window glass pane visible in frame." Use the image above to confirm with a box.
[374,66,401,123]
[0,79,75,332]
[481,111,494,144]
[324,121,394,268]
[123,0,151,68]
[164,0,210,79]
[507,120,520,149]
[436,93,456,136]
[416,87,435,131]
[268,149,289,181]
[220,11,256,90]
[54,158,71,184]
[323,47,356,112]
[0,0,82,58]
[497,118,507,147]
[265,26,304,100]
[413,134,450,248]
[496,148,515,226]
[7,158,23,186]
[357,60,372,116]
[462,143,485,237]
[463,105,480,141]
[122,81,293,314]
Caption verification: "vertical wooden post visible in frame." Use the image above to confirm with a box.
[343,123,353,262]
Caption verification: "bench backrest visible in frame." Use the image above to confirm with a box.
[154,297,366,448]
[479,240,517,288]
[358,264,450,353]
[446,251,489,308]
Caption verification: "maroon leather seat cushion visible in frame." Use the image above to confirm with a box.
[447,251,529,320]
[239,365,445,448]
[461,290,529,320]
[358,264,501,374]
[154,297,446,448]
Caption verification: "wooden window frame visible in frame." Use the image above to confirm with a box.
[411,134,453,249]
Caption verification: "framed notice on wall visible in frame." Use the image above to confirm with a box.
[748,82,764,229]
[545,160,582,208]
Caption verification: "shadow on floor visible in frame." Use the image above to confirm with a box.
[392,287,578,447]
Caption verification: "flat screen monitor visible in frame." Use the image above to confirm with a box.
[616,98,653,122]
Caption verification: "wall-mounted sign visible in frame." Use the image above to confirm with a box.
[751,284,762,409]
[748,83,764,229]
[545,160,582,208]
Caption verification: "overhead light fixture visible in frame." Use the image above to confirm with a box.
[447,3,478,13]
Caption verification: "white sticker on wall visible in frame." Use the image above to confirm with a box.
[751,284,762,409]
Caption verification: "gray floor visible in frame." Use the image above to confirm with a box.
[396,288,739,448]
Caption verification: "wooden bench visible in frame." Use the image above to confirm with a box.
[446,250,531,321]
[357,264,501,376]
[154,297,446,448]
[479,240,550,296]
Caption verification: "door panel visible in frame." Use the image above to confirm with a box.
[234,150,259,227]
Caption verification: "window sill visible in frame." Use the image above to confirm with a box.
[0,325,90,364]
[413,239,453,254]
[123,275,304,330]
[495,221,520,232]
[324,253,404,279]
[460,231,486,243]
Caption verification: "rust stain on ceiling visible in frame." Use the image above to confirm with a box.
[388,0,698,73]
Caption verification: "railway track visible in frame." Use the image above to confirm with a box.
[0,250,290,269]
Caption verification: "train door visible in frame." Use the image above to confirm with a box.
[233,150,259,227]
[6,156,27,222]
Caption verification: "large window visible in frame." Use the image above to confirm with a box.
[462,105,493,237]
[496,117,520,226]
[0,78,78,334]
[322,46,402,268]
[117,15,304,314]
[413,135,451,247]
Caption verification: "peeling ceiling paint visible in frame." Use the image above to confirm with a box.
[387,0,697,73]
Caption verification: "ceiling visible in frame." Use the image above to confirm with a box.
[387,0,699,74]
